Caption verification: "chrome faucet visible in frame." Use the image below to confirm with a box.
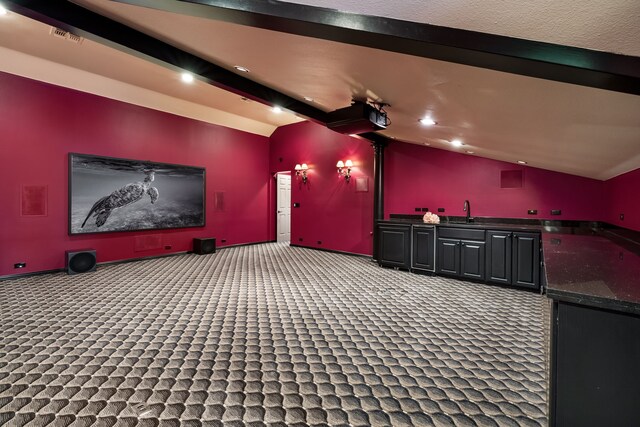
[463,200,471,223]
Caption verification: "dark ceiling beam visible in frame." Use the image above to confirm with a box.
[113,0,640,96]
[5,0,329,123]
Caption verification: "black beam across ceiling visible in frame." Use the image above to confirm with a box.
[114,0,640,96]
[5,0,329,124]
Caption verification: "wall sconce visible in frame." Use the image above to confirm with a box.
[336,159,353,182]
[295,163,309,183]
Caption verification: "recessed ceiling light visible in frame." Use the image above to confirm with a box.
[272,106,283,113]
[466,150,475,154]
[451,139,463,147]
[303,96,314,102]
[234,65,250,73]
[180,72,194,83]
[0,6,7,15]
[423,142,431,146]
[419,117,436,126]
[517,160,527,165]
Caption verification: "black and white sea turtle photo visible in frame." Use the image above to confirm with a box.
[69,154,205,234]
[81,170,159,228]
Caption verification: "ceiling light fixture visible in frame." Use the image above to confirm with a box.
[181,72,194,83]
[466,150,475,154]
[0,5,8,15]
[272,106,283,114]
[234,65,250,73]
[517,160,528,165]
[419,117,436,126]
[451,139,463,147]
[303,96,314,102]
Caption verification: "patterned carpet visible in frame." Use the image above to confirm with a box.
[0,242,548,426]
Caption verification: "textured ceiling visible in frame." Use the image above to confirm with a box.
[0,11,302,136]
[281,0,640,56]
[68,0,640,180]
[2,1,639,179]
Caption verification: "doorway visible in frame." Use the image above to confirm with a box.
[276,173,291,243]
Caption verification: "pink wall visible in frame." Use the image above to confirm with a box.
[0,72,270,277]
[604,168,640,231]
[385,142,606,221]
[269,121,374,255]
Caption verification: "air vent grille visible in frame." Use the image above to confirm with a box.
[50,27,84,44]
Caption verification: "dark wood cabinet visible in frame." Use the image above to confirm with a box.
[377,223,411,269]
[461,240,485,280]
[378,222,541,291]
[487,231,513,284]
[412,225,435,272]
[437,238,460,275]
[512,232,540,288]
[437,228,485,280]
[486,230,540,289]
[550,301,640,426]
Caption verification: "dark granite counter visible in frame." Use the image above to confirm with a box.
[378,218,545,232]
[542,229,640,315]
[379,216,640,315]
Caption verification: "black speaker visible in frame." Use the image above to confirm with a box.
[193,238,216,255]
[66,249,97,275]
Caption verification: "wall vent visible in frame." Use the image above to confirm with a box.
[50,27,84,44]
[501,170,523,188]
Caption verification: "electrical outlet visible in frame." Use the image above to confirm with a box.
[317,240,322,245]
[14,263,26,269]
[221,239,227,243]
[164,245,172,250]
[415,207,421,212]
[620,213,624,221]
[438,208,445,212]
[298,238,303,242]
[551,209,562,215]
[421,207,429,212]
[528,209,538,215]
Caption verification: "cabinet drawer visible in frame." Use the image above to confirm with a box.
[438,227,485,241]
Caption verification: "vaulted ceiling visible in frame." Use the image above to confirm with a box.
[2,0,639,180]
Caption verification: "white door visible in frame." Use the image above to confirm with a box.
[276,174,291,242]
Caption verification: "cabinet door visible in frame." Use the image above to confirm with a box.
[461,240,486,280]
[437,238,460,275]
[378,225,411,268]
[412,226,435,271]
[513,232,540,288]
[486,231,512,284]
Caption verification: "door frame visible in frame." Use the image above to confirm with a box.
[275,171,292,243]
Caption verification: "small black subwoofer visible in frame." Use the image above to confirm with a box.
[66,249,97,275]
[193,238,216,255]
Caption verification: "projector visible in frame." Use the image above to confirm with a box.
[326,101,388,134]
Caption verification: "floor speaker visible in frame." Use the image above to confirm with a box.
[193,238,216,255]
[66,249,97,275]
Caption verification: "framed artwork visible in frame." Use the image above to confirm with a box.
[69,153,205,235]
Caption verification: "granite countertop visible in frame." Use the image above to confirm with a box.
[377,217,546,232]
[542,229,640,315]
[379,216,640,315]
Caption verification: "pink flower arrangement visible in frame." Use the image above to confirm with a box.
[423,212,440,224]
